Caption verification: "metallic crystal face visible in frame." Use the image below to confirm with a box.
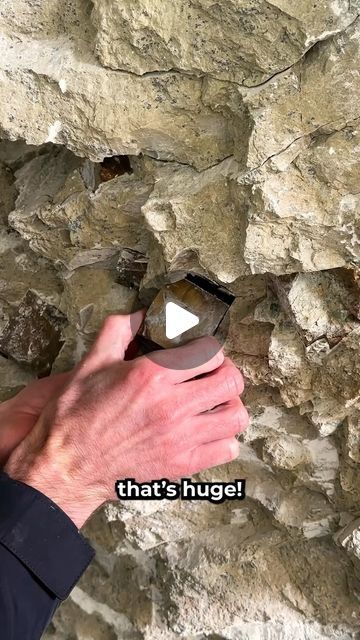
[138,276,234,368]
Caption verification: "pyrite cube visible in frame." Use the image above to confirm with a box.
[140,276,233,349]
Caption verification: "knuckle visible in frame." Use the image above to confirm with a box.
[228,402,249,432]
[136,357,167,387]
[238,407,250,431]
[236,370,245,394]
[224,368,244,396]
[227,399,249,428]
[228,402,243,423]
[132,357,154,384]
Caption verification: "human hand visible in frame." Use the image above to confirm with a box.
[5,311,249,529]
[0,372,69,466]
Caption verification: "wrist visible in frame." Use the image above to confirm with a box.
[4,438,101,530]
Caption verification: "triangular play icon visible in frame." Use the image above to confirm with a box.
[165,301,200,339]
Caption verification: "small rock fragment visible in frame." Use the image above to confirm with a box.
[0,290,66,375]
[116,249,148,289]
[270,272,359,345]
[335,518,360,562]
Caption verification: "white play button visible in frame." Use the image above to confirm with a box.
[165,301,199,340]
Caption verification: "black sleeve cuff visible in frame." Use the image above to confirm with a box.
[0,472,95,600]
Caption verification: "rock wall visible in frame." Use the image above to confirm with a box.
[0,1,359,639]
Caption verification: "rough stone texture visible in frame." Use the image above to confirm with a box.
[0,289,66,375]
[0,1,359,639]
[91,1,358,83]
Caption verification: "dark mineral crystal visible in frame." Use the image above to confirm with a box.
[141,277,233,349]
[116,249,148,289]
[0,290,67,375]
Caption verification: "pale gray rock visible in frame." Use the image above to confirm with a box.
[91,0,358,83]
[142,158,248,284]
[346,413,360,464]
[271,271,360,344]
[60,268,137,335]
[335,517,360,562]
[0,30,232,169]
[244,123,360,274]
[224,297,273,385]
[312,327,360,427]
[0,227,62,308]
[148,525,360,636]
[269,321,314,407]
[9,148,152,269]
[241,20,360,169]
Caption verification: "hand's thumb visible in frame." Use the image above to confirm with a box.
[79,309,146,374]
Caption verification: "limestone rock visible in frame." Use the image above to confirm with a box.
[275,489,338,539]
[346,413,360,463]
[0,28,232,169]
[0,228,62,308]
[271,271,360,344]
[91,0,357,84]
[335,518,360,563]
[0,162,16,223]
[60,268,137,335]
[51,325,91,374]
[335,266,360,320]
[116,249,148,290]
[244,123,360,274]
[224,297,273,385]
[142,158,248,284]
[9,147,152,269]
[44,590,117,640]
[269,322,314,407]
[245,400,315,443]
[0,140,47,170]
[150,528,360,635]
[312,327,360,427]
[242,20,360,169]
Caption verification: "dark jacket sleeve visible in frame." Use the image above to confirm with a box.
[0,472,95,639]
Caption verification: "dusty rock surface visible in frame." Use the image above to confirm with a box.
[0,1,359,639]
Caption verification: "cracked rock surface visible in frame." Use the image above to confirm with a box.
[0,1,359,639]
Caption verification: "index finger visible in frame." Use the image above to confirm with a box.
[143,335,224,384]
